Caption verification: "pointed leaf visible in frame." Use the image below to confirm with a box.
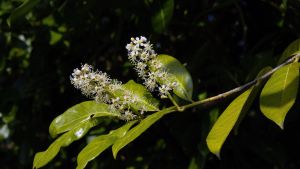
[76,121,137,169]
[121,80,159,111]
[260,62,299,129]
[112,107,175,158]
[33,119,99,169]
[7,0,40,27]
[150,54,193,101]
[49,101,119,138]
[278,38,300,63]
[151,0,174,33]
[206,86,256,158]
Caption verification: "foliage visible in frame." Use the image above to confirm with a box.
[31,35,299,168]
[1,0,300,169]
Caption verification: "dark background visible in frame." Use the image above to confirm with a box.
[1,0,300,168]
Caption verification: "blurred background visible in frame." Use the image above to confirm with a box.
[1,0,300,168]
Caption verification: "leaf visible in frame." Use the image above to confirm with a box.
[76,121,137,169]
[260,62,299,129]
[50,31,63,45]
[151,0,174,33]
[278,39,300,63]
[151,54,193,101]
[206,68,273,157]
[233,67,272,134]
[206,86,257,158]
[188,157,200,169]
[33,119,99,169]
[112,107,175,158]
[49,101,119,138]
[121,80,160,111]
[7,0,40,27]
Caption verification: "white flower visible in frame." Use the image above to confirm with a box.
[136,62,147,71]
[158,85,171,98]
[144,78,156,91]
[121,110,137,121]
[81,64,92,72]
[140,36,147,42]
[126,36,178,98]
[126,43,135,51]
[71,63,143,121]
[70,64,112,99]
[150,59,162,69]
[126,36,157,64]
[143,42,153,51]
[140,51,150,61]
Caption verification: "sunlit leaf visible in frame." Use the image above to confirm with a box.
[260,62,299,129]
[151,0,174,33]
[120,80,160,111]
[233,67,272,134]
[112,107,175,158]
[7,0,40,27]
[207,67,273,158]
[76,121,137,169]
[206,87,254,158]
[278,38,300,63]
[33,119,99,169]
[49,101,119,138]
[150,54,193,101]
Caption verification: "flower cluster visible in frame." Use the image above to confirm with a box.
[70,64,138,120]
[126,36,177,98]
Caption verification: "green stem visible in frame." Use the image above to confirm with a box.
[167,93,184,112]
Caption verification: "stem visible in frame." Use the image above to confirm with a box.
[179,54,300,111]
[167,93,184,112]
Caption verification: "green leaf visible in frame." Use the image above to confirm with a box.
[112,107,175,158]
[278,39,300,63]
[206,86,256,158]
[76,121,137,169]
[206,67,272,158]
[50,31,63,45]
[260,62,299,129]
[188,157,200,169]
[33,119,99,169]
[121,80,160,111]
[49,101,119,138]
[7,0,40,27]
[151,54,193,101]
[151,0,174,33]
[233,67,272,134]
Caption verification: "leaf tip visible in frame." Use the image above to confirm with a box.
[206,140,221,160]
[215,151,221,160]
[112,146,118,159]
[278,121,284,130]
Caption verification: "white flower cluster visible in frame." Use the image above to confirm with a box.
[70,64,138,120]
[126,36,177,98]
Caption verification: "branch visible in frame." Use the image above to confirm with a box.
[179,54,300,111]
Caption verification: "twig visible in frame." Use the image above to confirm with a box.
[179,54,300,111]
